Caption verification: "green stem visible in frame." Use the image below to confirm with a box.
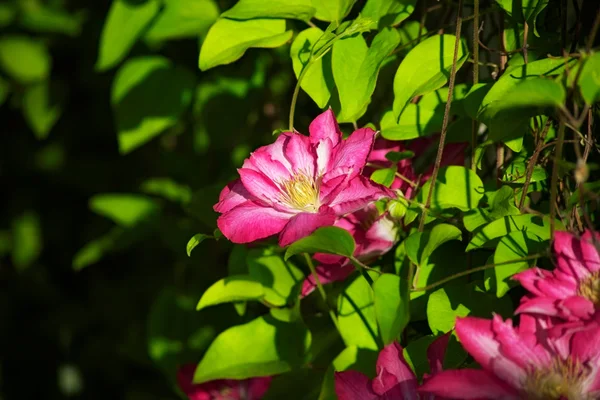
[304,253,340,332]
[289,65,311,132]
[350,257,375,286]
[411,253,545,292]
[549,121,566,236]
[470,0,479,171]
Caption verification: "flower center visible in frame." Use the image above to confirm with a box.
[577,271,600,305]
[522,357,590,400]
[280,173,320,212]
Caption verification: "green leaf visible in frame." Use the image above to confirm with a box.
[186,234,213,257]
[393,34,468,119]
[199,18,292,71]
[285,226,355,260]
[427,283,513,334]
[18,3,84,37]
[396,21,426,56]
[12,211,42,271]
[467,214,562,250]
[385,150,414,162]
[491,231,545,297]
[144,0,219,42]
[89,193,160,227]
[416,166,484,212]
[578,53,600,105]
[95,0,160,71]
[140,178,192,204]
[333,27,400,122]
[0,3,16,27]
[463,186,521,232]
[338,273,380,350]
[380,105,444,140]
[0,35,50,83]
[312,0,356,23]
[370,166,397,187]
[290,27,334,108]
[193,311,311,383]
[360,0,416,29]
[478,57,576,144]
[197,276,265,310]
[22,81,63,140]
[222,0,315,20]
[404,224,462,267]
[247,249,304,307]
[462,83,492,119]
[494,77,566,112]
[503,157,547,184]
[111,56,195,154]
[522,0,549,35]
[373,274,409,345]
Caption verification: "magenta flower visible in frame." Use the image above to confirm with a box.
[513,230,600,322]
[176,364,272,400]
[335,334,450,400]
[365,136,467,199]
[301,204,398,297]
[419,314,600,399]
[214,110,394,246]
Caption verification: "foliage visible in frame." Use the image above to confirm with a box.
[1,0,599,399]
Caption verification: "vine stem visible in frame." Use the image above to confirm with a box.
[289,65,311,131]
[518,120,552,210]
[411,253,545,292]
[549,120,566,236]
[418,0,464,233]
[303,253,340,332]
[470,0,480,171]
[350,257,375,286]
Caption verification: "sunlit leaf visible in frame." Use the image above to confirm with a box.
[144,0,219,42]
[360,0,416,29]
[22,81,63,140]
[416,166,484,212]
[404,224,462,267]
[0,35,50,83]
[285,226,355,260]
[373,274,409,345]
[312,0,356,23]
[89,193,160,227]
[337,273,379,350]
[186,234,213,257]
[222,0,315,20]
[196,276,265,310]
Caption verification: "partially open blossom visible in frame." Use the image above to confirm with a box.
[335,334,450,400]
[301,204,398,297]
[214,110,394,246]
[177,364,272,400]
[513,230,600,322]
[365,136,467,199]
[419,314,600,399]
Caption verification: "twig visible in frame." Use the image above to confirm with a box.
[471,0,480,171]
[411,253,546,292]
[549,121,566,236]
[304,253,341,332]
[523,22,529,64]
[418,0,464,232]
[519,120,552,210]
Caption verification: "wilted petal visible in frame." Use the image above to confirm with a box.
[301,263,354,297]
[214,179,253,213]
[427,332,451,376]
[419,369,519,400]
[327,176,394,215]
[309,109,342,147]
[330,128,376,179]
[372,342,418,399]
[278,210,337,247]
[334,370,380,400]
[217,201,291,244]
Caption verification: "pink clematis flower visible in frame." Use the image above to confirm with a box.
[214,110,394,246]
[513,230,600,322]
[365,136,467,199]
[301,204,398,297]
[335,334,450,400]
[176,364,272,400]
[419,314,600,399]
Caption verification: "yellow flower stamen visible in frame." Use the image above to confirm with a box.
[279,172,320,212]
[578,271,600,305]
[522,357,591,400]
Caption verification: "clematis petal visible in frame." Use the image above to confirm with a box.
[283,133,317,179]
[513,268,577,298]
[334,370,380,400]
[309,109,342,147]
[454,317,526,388]
[330,128,376,179]
[326,176,395,215]
[278,210,337,247]
[580,230,600,272]
[217,201,291,244]
[372,342,418,399]
[315,137,334,177]
[252,133,293,173]
[243,147,292,184]
[554,231,594,280]
[214,179,254,213]
[515,297,564,319]
[558,296,596,320]
[238,168,284,207]
[301,263,354,297]
[492,314,551,369]
[419,369,519,399]
[427,332,451,376]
